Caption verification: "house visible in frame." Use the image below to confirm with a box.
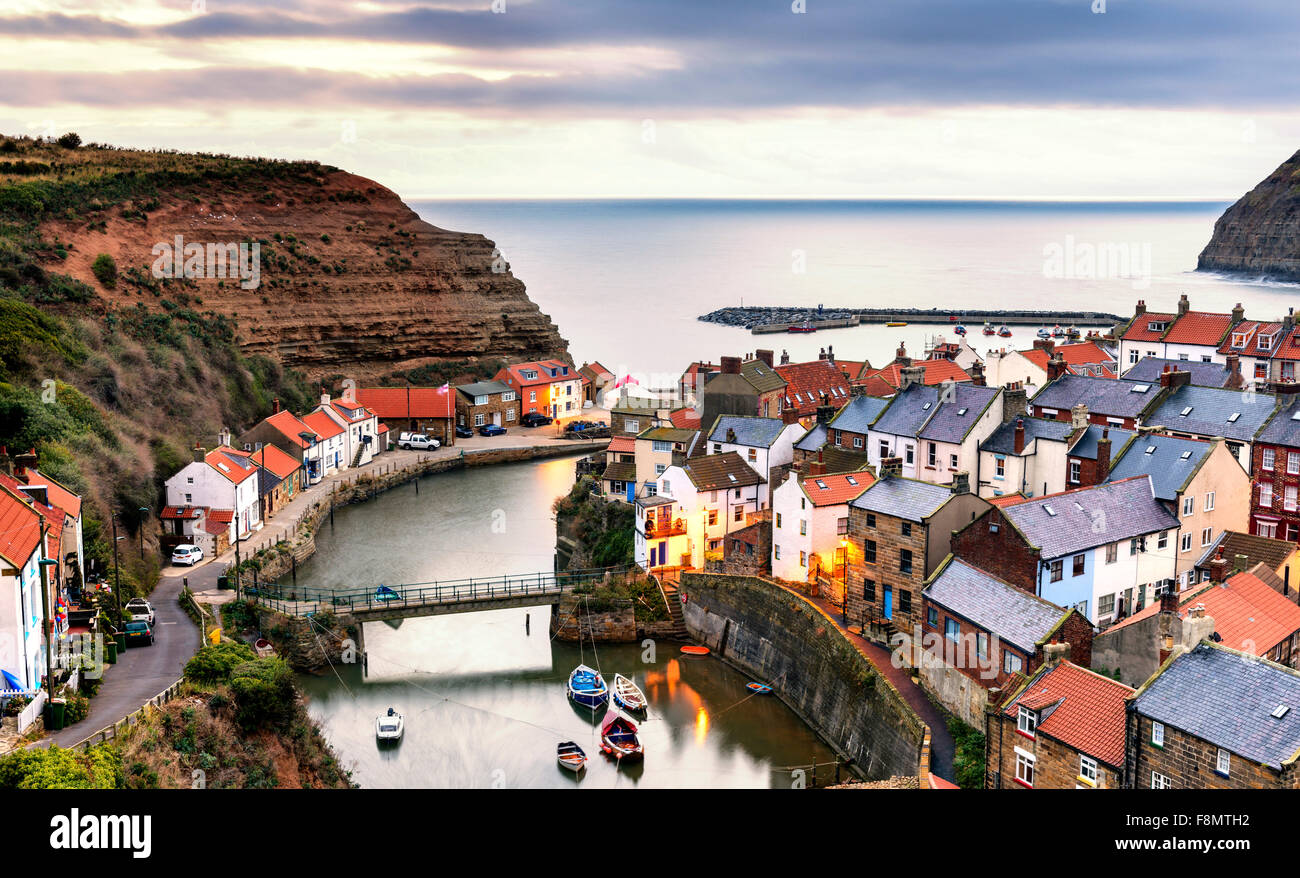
[0,482,55,694]
[1094,565,1300,686]
[1063,424,1132,492]
[455,381,519,432]
[600,436,638,502]
[7,452,84,593]
[770,468,874,595]
[160,505,230,558]
[165,444,262,542]
[978,417,1075,499]
[1218,319,1285,385]
[578,361,615,405]
[1122,356,1238,388]
[494,360,584,420]
[819,394,891,459]
[1107,435,1250,588]
[610,404,665,435]
[315,394,381,469]
[250,443,302,519]
[633,426,699,494]
[354,385,456,444]
[678,361,718,407]
[705,415,802,504]
[635,452,765,572]
[989,648,1134,789]
[866,381,1012,486]
[1028,373,1169,430]
[698,352,787,429]
[1195,530,1300,599]
[1264,315,1300,385]
[300,411,347,477]
[237,406,328,485]
[774,358,852,422]
[1249,392,1300,542]
[918,556,1094,724]
[1117,297,1242,367]
[668,406,703,432]
[951,475,1180,626]
[1126,641,1300,789]
[852,342,971,397]
[986,339,1117,395]
[845,462,990,639]
[922,335,983,373]
[1140,383,1276,472]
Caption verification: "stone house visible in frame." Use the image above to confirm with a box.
[1194,529,1300,599]
[600,436,637,502]
[1248,391,1300,542]
[699,352,787,429]
[455,380,519,431]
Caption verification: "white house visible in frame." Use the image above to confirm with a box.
[316,394,380,469]
[705,415,801,506]
[301,411,347,477]
[867,383,1007,486]
[635,452,764,571]
[770,468,873,584]
[0,483,52,694]
[165,446,262,542]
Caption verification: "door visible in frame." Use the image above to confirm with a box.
[883,585,893,620]
[493,411,502,426]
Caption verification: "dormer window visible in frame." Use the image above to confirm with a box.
[1148,321,1168,332]
[1231,332,1247,349]
[1258,333,1276,350]
[1017,705,1037,737]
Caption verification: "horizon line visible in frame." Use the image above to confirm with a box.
[405,194,1236,203]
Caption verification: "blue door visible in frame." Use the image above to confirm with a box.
[883,585,893,620]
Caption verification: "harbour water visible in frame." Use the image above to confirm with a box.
[293,456,839,788]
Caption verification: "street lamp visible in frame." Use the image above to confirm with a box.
[839,538,848,625]
[137,506,150,561]
[37,546,58,694]
[110,519,127,620]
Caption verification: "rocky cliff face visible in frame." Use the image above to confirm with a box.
[1198,149,1300,282]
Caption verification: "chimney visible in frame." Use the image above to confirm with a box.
[1032,338,1056,354]
[1070,403,1089,431]
[1047,354,1068,382]
[1157,591,1178,666]
[1231,302,1245,323]
[899,364,926,391]
[756,349,775,368]
[1134,299,1147,317]
[827,344,835,364]
[1181,604,1215,651]
[1002,385,1028,423]
[1095,428,1111,484]
[968,361,986,387]
[1177,293,1190,316]
[13,447,36,477]
[726,427,737,443]
[780,349,790,365]
[1208,546,1230,583]
[273,397,281,414]
[320,388,331,407]
[1013,417,1026,454]
[1160,368,1191,389]
[816,404,836,425]
[1225,354,1242,390]
[818,347,827,360]
[950,471,971,495]
[193,442,207,463]
[879,456,903,480]
[1043,640,1071,668]
[217,427,231,448]
[809,451,826,477]
[895,341,910,367]
[721,356,741,375]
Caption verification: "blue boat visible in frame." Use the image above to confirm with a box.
[567,664,608,708]
[375,585,401,602]
[953,324,967,336]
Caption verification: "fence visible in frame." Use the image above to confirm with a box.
[68,678,185,751]
[17,690,47,734]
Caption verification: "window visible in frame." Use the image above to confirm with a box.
[708,510,718,526]
[1287,485,1298,513]
[949,453,958,470]
[774,545,781,560]
[1202,527,1212,547]
[864,539,877,564]
[713,443,722,454]
[529,390,537,402]
[1263,447,1276,471]
[977,632,988,659]
[1182,496,1194,516]
[1130,538,1138,556]
[901,521,912,537]
[995,457,1005,478]
[747,448,758,462]
[1015,752,1035,788]
[927,443,937,467]
[1178,353,1189,361]
[502,391,516,402]
[474,413,486,426]
[865,512,877,528]
[854,436,864,449]
[799,551,807,567]
[836,517,848,535]
[506,408,516,422]
[1098,593,1115,617]
[1215,748,1230,777]
[184,493,192,504]
[654,463,666,475]
[927,606,938,627]
[1069,460,1080,484]
[1079,755,1098,786]
[1004,652,1023,674]
[898,590,912,614]
[1049,559,1063,582]
[878,440,889,458]
[1180,533,1192,552]
[799,519,807,536]
[1259,521,1278,539]
[1017,706,1037,736]
[652,440,672,453]
[1260,483,1273,509]
[1106,542,1118,564]
[1157,530,1169,550]
[1151,721,1165,747]
[904,444,914,464]
[899,549,913,575]
[863,579,875,602]
[944,618,960,642]
[1073,554,1085,576]
[990,521,1000,534]
[1204,491,1215,511]
[1128,349,1138,364]
[1150,771,1171,789]
[775,513,783,528]
[734,506,744,523]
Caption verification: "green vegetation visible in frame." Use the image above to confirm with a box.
[553,476,635,568]
[946,715,986,789]
[55,132,82,150]
[573,575,669,622]
[0,744,122,789]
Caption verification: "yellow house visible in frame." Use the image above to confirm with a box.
[1195,529,1300,600]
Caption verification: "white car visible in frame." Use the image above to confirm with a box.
[397,432,440,450]
[171,544,203,566]
[125,598,155,626]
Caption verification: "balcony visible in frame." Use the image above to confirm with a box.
[644,518,687,538]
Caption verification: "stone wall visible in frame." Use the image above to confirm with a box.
[680,572,928,781]
[256,607,361,673]
[550,593,638,643]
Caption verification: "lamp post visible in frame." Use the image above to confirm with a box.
[37,518,58,694]
[137,507,150,561]
[838,539,848,626]
[110,518,126,621]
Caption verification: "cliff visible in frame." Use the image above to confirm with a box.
[1198,149,1300,281]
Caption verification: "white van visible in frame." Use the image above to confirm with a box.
[397,432,440,450]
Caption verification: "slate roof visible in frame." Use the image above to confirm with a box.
[739,359,787,394]
[680,452,764,491]
[794,423,828,452]
[708,415,787,448]
[999,475,1178,558]
[457,380,514,398]
[917,384,1001,444]
[871,385,942,437]
[1107,434,1215,502]
[1255,395,1300,447]
[924,558,1071,653]
[850,476,953,522]
[602,461,637,483]
[1133,642,1300,769]
[1068,424,1136,460]
[1142,384,1274,442]
[1004,661,1134,768]
[981,417,1073,456]
[637,426,698,444]
[1195,530,1297,574]
[1122,357,1232,388]
[1031,374,1159,420]
[826,395,890,435]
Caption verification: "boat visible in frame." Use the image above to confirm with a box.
[680,645,710,656]
[1051,324,1066,338]
[556,741,587,773]
[375,707,404,742]
[600,709,644,760]
[788,320,817,333]
[746,682,774,695]
[612,673,648,712]
[953,324,967,336]
[567,664,609,708]
[1066,325,1081,339]
[1037,326,1051,339]
[885,321,907,327]
[981,323,996,336]
[997,325,1012,337]
[253,637,275,658]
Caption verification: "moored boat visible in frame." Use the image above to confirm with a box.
[612,673,648,712]
[746,682,774,695]
[600,710,644,760]
[567,664,609,708]
[1037,326,1051,339]
[997,325,1012,337]
[680,645,710,656]
[1051,324,1066,338]
[953,324,967,336]
[375,707,404,742]
[788,320,817,333]
[885,321,907,327]
[557,741,587,772]
[981,323,995,336]
[1066,325,1081,339]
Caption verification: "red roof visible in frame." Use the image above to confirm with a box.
[856,359,970,391]
[1021,341,1114,372]
[989,493,1030,507]
[1162,311,1235,346]
[1121,312,1177,342]
[354,386,455,420]
[264,410,316,448]
[1005,661,1134,767]
[669,408,702,431]
[301,411,345,441]
[1218,320,1282,355]
[776,360,853,417]
[0,484,43,567]
[251,443,302,480]
[161,506,204,520]
[1269,327,1300,362]
[801,471,875,506]
[205,447,259,485]
[494,360,575,389]
[203,508,233,535]
[329,399,374,423]
[18,468,81,519]
[607,436,636,454]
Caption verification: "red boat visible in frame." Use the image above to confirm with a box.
[788,321,817,333]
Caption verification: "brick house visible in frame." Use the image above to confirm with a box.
[1195,530,1300,599]
[819,394,889,459]
[354,385,456,445]
[1126,642,1300,789]
[699,353,787,430]
[1248,391,1300,541]
[600,436,637,502]
[455,380,518,431]
[844,462,990,640]
[988,646,1134,789]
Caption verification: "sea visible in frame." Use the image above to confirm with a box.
[409,199,1300,383]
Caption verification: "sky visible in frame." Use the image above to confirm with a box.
[2,0,1300,199]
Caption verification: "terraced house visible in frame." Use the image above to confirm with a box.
[770,468,874,596]
[494,359,583,420]
[1117,297,1242,367]
[1248,392,1300,541]
[1140,382,1276,472]
[705,415,801,506]
[774,357,853,423]
[1028,373,1169,430]
[635,452,764,572]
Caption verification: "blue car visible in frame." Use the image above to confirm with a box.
[478,424,507,437]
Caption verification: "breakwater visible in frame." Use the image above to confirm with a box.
[700,306,1124,333]
[680,572,929,783]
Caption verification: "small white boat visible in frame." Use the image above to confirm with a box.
[557,741,587,773]
[375,707,404,742]
[612,673,648,712]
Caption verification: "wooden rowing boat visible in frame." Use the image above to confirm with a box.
[600,710,643,760]
[746,682,773,695]
[612,673,647,712]
[567,664,609,708]
[680,645,710,656]
[556,741,587,772]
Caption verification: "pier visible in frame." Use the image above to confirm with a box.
[700,306,1125,334]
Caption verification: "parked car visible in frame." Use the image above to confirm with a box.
[478,424,507,437]
[125,598,155,626]
[397,432,441,450]
[455,424,474,439]
[124,620,154,647]
[520,412,553,427]
[171,544,203,566]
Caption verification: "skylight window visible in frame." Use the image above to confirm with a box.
[1227,413,1241,423]
[1180,451,1192,460]
[922,402,932,410]
[815,479,828,490]
[957,408,968,416]
[1145,446,1156,455]
[727,473,737,482]
[1292,411,1300,422]
[1043,504,1057,517]
[1131,384,1151,393]
[1180,407,1193,417]
[846,476,858,485]
[1272,704,1291,719]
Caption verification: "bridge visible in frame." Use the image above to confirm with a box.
[246,566,629,622]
